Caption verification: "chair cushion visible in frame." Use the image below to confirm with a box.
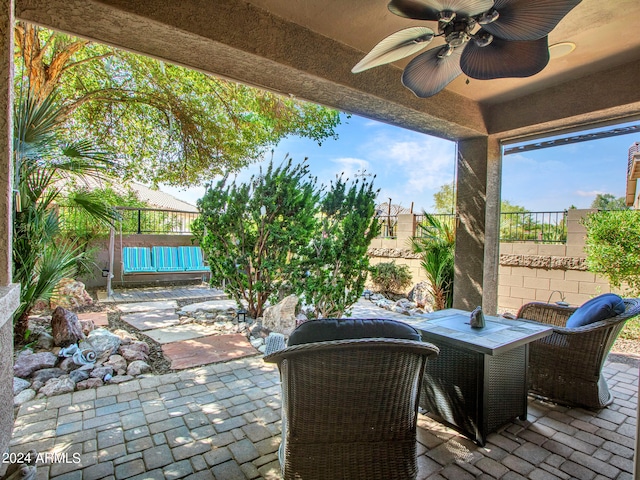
[566,293,626,328]
[287,318,421,346]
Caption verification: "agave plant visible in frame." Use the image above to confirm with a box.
[410,212,456,310]
[12,91,119,339]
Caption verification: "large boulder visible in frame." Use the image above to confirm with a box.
[51,307,85,347]
[14,351,57,378]
[50,278,93,309]
[262,294,299,335]
[407,281,434,309]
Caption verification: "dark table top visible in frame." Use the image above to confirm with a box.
[412,308,553,356]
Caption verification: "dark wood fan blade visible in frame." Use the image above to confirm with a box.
[460,34,549,79]
[483,0,582,41]
[388,0,494,20]
[402,45,463,97]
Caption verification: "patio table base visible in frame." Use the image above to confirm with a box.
[419,341,528,446]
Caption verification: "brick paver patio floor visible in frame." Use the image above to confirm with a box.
[8,287,638,479]
[8,354,637,480]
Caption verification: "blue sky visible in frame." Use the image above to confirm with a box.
[164,115,638,213]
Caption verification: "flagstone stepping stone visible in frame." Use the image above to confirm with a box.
[121,309,180,331]
[162,334,258,369]
[180,299,241,313]
[77,311,109,327]
[117,300,178,314]
[141,324,224,344]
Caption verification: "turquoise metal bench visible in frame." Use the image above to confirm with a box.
[122,247,156,274]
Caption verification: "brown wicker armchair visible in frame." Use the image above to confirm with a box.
[516,298,640,409]
[264,319,439,480]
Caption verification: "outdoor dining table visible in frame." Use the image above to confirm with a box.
[412,308,553,445]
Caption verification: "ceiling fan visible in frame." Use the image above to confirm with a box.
[352,0,582,98]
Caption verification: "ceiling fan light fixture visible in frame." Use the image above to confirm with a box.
[477,9,500,25]
[439,10,456,23]
[549,41,576,59]
[437,45,454,59]
[473,32,494,48]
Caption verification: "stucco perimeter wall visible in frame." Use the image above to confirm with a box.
[79,234,204,288]
[367,210,618,311]
[497,209,617,313]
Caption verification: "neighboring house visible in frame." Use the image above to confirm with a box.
[625,142,640,209]
[60,177,198,212]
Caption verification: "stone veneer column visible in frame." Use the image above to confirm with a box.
[0,0,19,468]
[453,136,501,314]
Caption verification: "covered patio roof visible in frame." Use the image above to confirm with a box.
[12,0,640,314]
[14,0,640,142]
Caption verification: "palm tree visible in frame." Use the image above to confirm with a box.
[13,91,119,339]
[410,213,455,310]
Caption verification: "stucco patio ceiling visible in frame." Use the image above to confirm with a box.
[15,0,640,144]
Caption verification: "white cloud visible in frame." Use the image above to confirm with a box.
[575,190,606,197]
[329,157,371,180]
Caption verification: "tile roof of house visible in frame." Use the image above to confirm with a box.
[59,177,198,212]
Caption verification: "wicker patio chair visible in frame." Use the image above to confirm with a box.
[263,318,439,480]
[516,298,640,409]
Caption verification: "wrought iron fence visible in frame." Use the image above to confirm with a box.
[411,211,567,243]
[413,213,456,238]
[500,210,567,243]
[57,205,200,235]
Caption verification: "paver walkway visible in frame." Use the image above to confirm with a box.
[6,287,639,479]
[8,355,637,479]
[118,299,257,371]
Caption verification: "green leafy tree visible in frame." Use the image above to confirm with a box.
[369,262,412,297]
[591,193,628,211]
[410,213,455,310]
[432,183,456,214]
[15,23,341,187]
[583,210,640,295]
[193,159,318,318]
[13,92,118,339]
[295,175,380,318]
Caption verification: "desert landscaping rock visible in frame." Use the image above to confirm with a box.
[108,374,134,383]
[13,377,30,395]
[37,331,54,349]
[79,319,95,335]
[262,294,299,335]
[76,378,104,390]
[87,328,121,356]
[127,360,151,376]
[13,388,36,406]
[13,351,58,378]
[69,369,90,383]
[119,342,150,362]
[90,366,114,379]
[105,354,127,374]
[180,299,239,313]
[51,306,86,347]
[31,367,65,385]
[38,376,75,396]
